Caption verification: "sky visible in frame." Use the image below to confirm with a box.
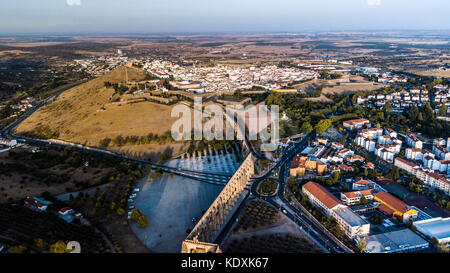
[1,0,449,35]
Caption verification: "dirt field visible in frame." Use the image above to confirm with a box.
[409,69,450,78]
[293,75,386,98]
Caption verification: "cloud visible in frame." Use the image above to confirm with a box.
[367,0,381,5]
[67,0,81,6]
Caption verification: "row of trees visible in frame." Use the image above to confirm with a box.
[100,132,175,147]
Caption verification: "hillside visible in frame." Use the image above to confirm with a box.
[15,66,189,161]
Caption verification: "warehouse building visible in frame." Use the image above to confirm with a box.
[414,217,450,245]
[364,228,429,253]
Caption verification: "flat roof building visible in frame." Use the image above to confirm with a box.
[414,217,450,245]
[364,228,429,253]
[332,206,370,238]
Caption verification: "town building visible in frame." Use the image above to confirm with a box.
[405,133,423,149]
[374,192,418,223]
[343,119,370,131]
[364,228,429,253]
[302,182,370,238]
[24,196,52,212]
[340,189,377,206]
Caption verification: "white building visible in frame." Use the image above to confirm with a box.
[406,133,423,149]
[302,182,370,239]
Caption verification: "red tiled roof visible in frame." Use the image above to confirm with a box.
[343,189,376,199]
[395,157,417,168]
[343,119,370,126]
[378,204,395,216]
[375,192,409,214]
[338,164,354,171]
[303,182,342,210]
[355,180,371,186]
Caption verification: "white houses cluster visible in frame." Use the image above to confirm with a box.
[351,119,402,163]
[145,60,319,92]
[404,137,450,174]
[356,88,430,113]
[395,157,450,195]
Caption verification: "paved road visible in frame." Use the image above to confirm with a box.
[1,86,352,253]
[214,131,353,253]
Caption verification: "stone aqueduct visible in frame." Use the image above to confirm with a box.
[181,153,255,253]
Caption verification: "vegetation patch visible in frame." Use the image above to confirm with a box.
[257,180,278,196]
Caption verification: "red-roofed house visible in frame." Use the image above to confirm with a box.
[343,119,370,131]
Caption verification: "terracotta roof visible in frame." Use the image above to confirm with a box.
[355,180,371,186]
[395,157,417,168]
[427,172,450,185]
[303,182,342,210]
[343,119,370,126]
[338,164,354,171]
[343,189,376,199]
[378,203,396,216]
[375,192,409,214]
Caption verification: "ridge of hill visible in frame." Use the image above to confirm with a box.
[15,66,189,161]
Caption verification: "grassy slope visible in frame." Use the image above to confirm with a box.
[15,66,188,161]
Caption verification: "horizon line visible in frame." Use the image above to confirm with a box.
[1,29,450,37]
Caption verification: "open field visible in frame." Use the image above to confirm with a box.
[408,69,450,78]
[294,75,387,96]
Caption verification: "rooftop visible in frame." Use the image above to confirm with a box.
[414,217,450,243]
[333,206,368,227]
[303,182,342,210]
[365,228,429,253]
[375,192,410,214]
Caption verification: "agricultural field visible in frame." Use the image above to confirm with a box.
[0,202,110,253]
[224,199,321,253]
[225,233,322,253]
[233,200,279,233]
[0,147,118,203]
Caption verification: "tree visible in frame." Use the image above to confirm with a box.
[300,122,313,134]
[409,105,419,121]
[320,70,330,79]
[438,105,447,116]
[315,119,332,134]
[10,245,27,253]
[369,214,383,225]
[130,209,142,221]
[34,238,46,250]
[116,208,126,216]
[138,215,149,228]
[357,237,367,252]
[357,195,367,204]
[50,241,68,253]
[383,102,393,114]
